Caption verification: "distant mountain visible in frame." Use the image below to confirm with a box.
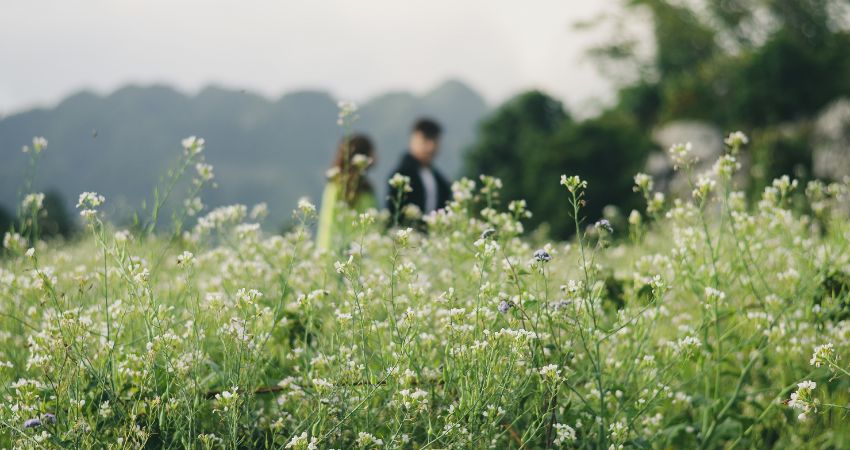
[0,80,488,228]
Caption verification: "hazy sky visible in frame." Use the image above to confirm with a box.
[0,0,628,116]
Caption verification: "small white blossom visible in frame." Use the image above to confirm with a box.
[810,343,835,368]
[77,191,106,218]
[297,197,316,216]
[22,193,45,211]
[389,173,413,193]
[337,100,359,125]
[724,131,749,149]
[182,136,205,155]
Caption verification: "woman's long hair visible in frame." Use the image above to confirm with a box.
[330,134,375,206]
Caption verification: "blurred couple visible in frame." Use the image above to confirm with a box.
[316,118,451,250]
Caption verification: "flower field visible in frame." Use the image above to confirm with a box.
[2,135,850,449]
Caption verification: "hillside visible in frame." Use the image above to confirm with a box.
[0,80,488,227]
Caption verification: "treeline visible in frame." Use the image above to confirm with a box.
[465,0,850,239]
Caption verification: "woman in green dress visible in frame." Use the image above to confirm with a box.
[316,134,378,250]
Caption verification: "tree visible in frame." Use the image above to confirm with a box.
[40,190,76,239]
[463,0,850,237]
[464,91,569,231]
[586,0,850,196]
[0,206,12,235]
[533,112,654,238]
[465,93,653,239]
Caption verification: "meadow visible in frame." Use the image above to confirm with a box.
[2,132,850,449]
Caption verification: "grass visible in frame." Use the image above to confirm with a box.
[1,132,850,449]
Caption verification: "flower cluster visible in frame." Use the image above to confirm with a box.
[1,132,849,448]
[76,191,105,218]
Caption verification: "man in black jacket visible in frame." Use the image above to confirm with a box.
[386,118,452,226]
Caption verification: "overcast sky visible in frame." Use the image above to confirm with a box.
[0,0,630,117]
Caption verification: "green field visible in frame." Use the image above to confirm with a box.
[2,135,849,449]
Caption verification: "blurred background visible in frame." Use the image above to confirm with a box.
[2,0,849,238]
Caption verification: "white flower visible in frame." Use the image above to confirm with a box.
[560,175,586,193]
[33,137,48,151]
[99,400,113,419]
[297,197,316,216]
[3,232,26,251]
[479,174,503,193]
[285,431,318,450]
[692,174,716,200]
[352,153,372,170]
[553,423,577,445]
[334,255,354,275]
[713,155,741,179]
[114,229,132,243]
[810,343,835,368]
[389,173,413,193]
[77,191,105,209]
[214,387,240,413]
[184,197,204,217]
[669,142,694,169]
[325,166,341,179]
[772,175,798,196]
[176,251,194,267]
[788,380,817,421]
[194,204,247,235]
[400,203,422,220]
[704,287,726,302]
[634,173,653,193]
[397,388,429,411]
[798,380,816,391]
[195,163,214,182]
[22,193,45,211]
[312,378,334,392]
[538,364,562,381]
[395,227,414,246]
[337,100,358,125]
[724,131,749,148]
[356,431,383,447]
[628,209,641,226]
[250,202,269,220]
[23,136,48,154]
[182,136,205,155]
[77,191,105,218]
[236,288,263,307]
[670,336,702,359]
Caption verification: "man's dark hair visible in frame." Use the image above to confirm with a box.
[412,118,442,140]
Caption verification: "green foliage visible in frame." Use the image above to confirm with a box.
[466,0,850,239]
[637,0,719,77]
[584,0,850,199]
[540,112,653,237]
[465,93,653,239]
[747,125,812,199]
[2,134,850,448]
[463,91,570,230]
[38,190,76,239]
[734,31,850,127]
[0,206,12,235]
[625,1,850,128]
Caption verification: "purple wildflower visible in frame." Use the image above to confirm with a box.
[498,300,511,313]
[23,418,42,429]
[42,413,56,424]
[533,249,551,263]
[595,219,613,233]
[554,300,572,310]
